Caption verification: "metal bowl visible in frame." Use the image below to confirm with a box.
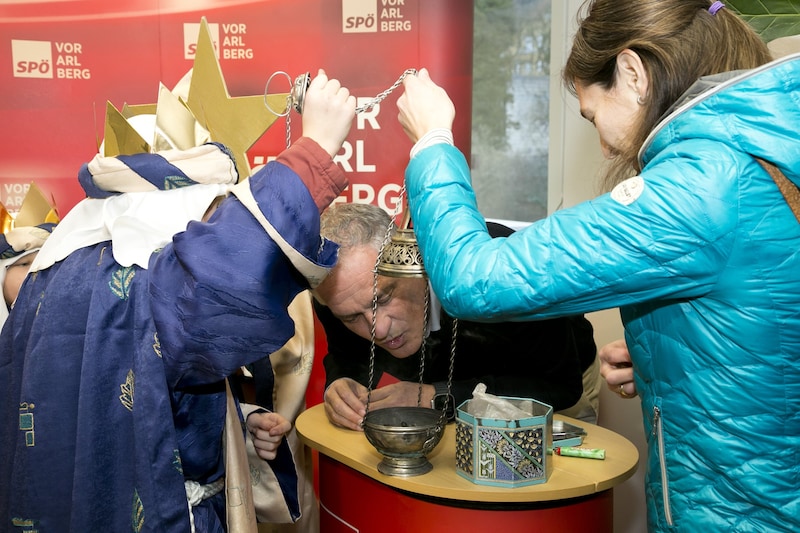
[362,406,445,477]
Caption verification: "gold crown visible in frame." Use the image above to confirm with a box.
[0,182,60,234]
[102,17,290,181]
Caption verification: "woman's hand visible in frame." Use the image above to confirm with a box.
[397,68,455,144]
[599,339,637,398]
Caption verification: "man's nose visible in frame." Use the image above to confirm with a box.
[371,309,391,340]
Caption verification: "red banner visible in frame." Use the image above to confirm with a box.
[1,0,473,217]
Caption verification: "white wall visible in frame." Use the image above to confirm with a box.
[548,2,648,532]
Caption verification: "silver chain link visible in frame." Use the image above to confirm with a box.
[365,185,406,420]
[355,68,417,114]
[274,69,418,149]
[284,111,293,148]
[268,68,456,426]
[439,317,457,427]
[363,182,456,428]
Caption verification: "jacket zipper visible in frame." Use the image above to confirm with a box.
[652,405,673,526]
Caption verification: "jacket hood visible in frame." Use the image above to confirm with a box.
[640,53,800,183]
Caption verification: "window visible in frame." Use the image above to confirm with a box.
[472,0,551,224]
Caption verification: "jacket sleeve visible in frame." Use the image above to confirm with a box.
[150,139,347,388]
[405,143,738,320]
[276,137,348,213]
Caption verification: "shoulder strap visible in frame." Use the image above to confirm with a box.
[756,158,800,223]
[230,180,331,288]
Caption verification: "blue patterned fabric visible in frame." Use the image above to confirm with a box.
[78,142,237,198]
[0,157,336,531]
[0,223,56,260]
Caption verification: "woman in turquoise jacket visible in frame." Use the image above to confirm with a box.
[396,1,799,531]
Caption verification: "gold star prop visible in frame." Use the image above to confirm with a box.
[101,17,288,180]
[186,17,289,180]
[154,82,210,152]
[0,203,11,234]
[1,182,60,233]
[103,101,151,156]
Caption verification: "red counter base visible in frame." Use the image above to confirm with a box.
[317,454,614,533]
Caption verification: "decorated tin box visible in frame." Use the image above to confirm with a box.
[455,396,553,487]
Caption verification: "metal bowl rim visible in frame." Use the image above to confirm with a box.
[362,406,443,432]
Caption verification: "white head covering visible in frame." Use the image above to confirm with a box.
[31,182,232,272]
[30,130,238,273]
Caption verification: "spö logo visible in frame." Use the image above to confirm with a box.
[12,40,53,79]
[342,0,377,33]
[184,22,221,59]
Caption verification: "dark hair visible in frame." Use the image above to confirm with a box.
[563,0,772,190]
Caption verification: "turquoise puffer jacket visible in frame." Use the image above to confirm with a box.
[406,54,800,532]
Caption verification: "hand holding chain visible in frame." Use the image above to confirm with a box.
[264,69,417,148]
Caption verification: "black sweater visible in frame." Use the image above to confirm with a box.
[318,301,596,411]
[317,222,596,411]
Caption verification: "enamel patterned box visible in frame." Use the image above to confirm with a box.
[455,396,553,487]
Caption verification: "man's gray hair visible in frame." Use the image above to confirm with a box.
[320,203,395,250]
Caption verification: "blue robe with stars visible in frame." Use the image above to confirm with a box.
[0,141,342,532]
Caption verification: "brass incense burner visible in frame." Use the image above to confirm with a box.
[362,407,445,476]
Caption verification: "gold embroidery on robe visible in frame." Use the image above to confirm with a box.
[153,332,162,358]
[11,517,38,532]
[132,489,144,532]
[173,449,183,474]
[119,370,134,412]
[109,266,136,300]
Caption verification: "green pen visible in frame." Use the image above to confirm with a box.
[553,446,606,460]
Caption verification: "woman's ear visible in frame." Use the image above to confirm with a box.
[616,49,649,103]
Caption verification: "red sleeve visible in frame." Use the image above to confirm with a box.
[275,137,348,213]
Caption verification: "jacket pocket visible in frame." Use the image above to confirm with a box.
[651,403,674,527]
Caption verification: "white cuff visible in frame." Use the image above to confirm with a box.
[410,128,454,159]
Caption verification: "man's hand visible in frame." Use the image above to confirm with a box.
[599,339,637,399]
[246,411,292,460]
[366,382,435,411]
[323,379,437,431]
[323,377,368,431]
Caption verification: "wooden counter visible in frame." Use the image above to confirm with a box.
[296,404,639,532]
